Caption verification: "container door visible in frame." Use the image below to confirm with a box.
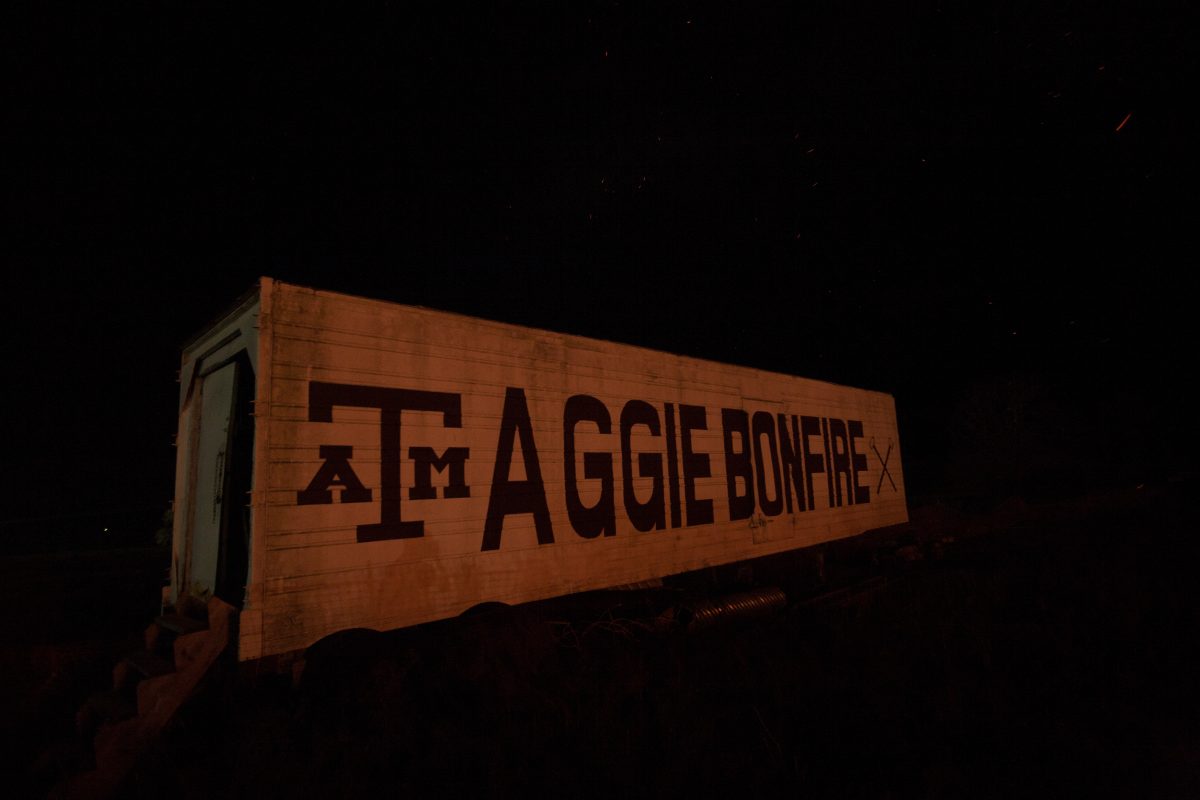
[185,356,253,605]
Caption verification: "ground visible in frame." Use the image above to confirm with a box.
[9,485,1199,799]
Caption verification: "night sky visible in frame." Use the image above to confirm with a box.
[5,2,1195,546]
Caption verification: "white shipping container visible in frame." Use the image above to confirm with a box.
[171,278,908,661]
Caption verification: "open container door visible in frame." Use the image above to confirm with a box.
[171,288,260,610]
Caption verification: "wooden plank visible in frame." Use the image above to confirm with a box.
[236,280,907,659]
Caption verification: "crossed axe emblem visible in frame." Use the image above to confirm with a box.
[869,437,897,493]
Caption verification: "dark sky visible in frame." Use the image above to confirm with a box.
[5,2,1195,542]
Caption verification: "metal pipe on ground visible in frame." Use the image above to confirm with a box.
[680,587,788,632]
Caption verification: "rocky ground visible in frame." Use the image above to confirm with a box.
[11,484,1200,798]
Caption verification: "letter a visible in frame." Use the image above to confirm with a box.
[481,388,555,550]
[297,445,372,504]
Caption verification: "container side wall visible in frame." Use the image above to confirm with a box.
[259,282,908,657]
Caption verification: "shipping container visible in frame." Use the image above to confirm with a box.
[171,278,907,661]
